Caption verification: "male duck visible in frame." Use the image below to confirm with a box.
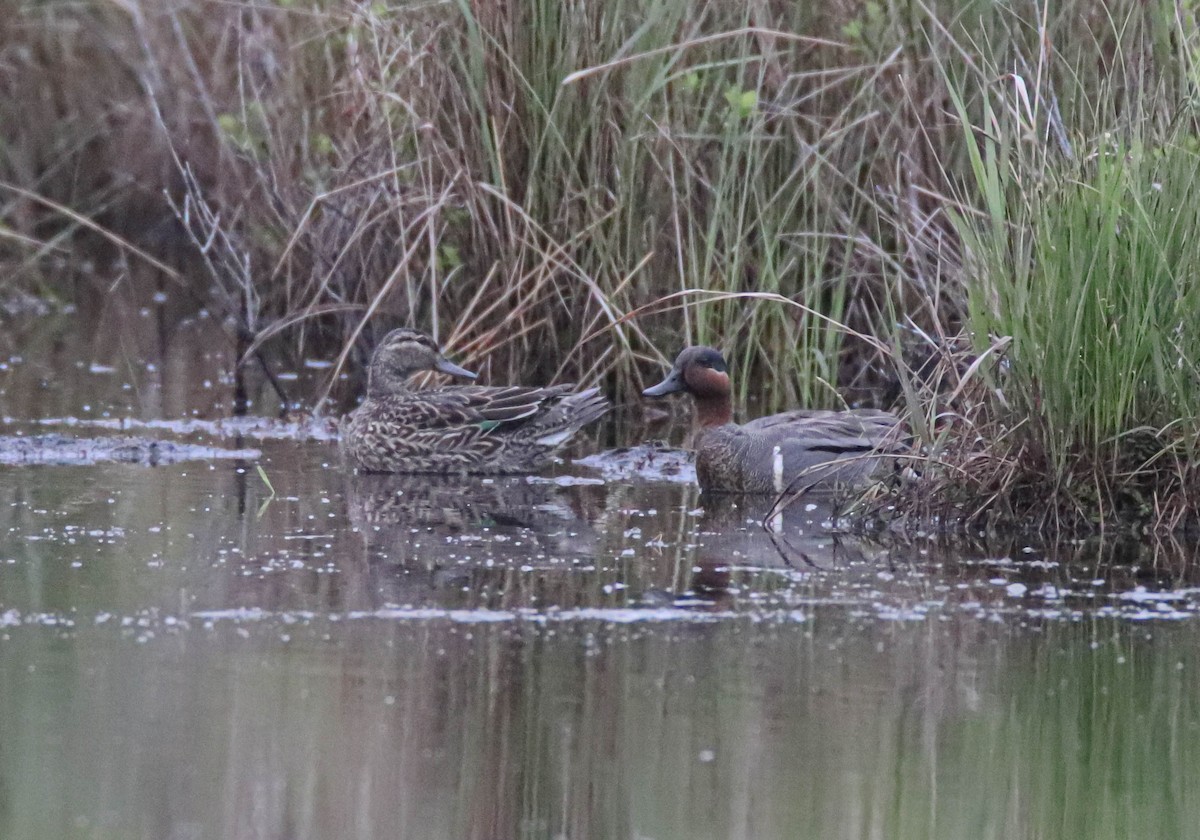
[341,328,610,473]
[643,346,905,494]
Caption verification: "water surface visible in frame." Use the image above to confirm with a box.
[0,310,1198,839]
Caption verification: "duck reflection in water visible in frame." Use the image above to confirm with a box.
[344,473,604,609]
[675,492,892,600]
[629,492,893,613]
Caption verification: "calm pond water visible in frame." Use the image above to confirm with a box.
[1,310,1199,839]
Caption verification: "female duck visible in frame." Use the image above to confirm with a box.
[643,346,905,494]
[341,328,609,473]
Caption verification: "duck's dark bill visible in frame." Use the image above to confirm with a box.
[643,372,684,397]
[435,358,478,379]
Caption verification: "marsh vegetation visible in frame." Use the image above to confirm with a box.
[4,0,1200,528]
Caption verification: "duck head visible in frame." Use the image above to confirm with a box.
[643,346,733,426]
[367,328,477,396]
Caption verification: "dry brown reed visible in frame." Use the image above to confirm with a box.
[0,1,971,402]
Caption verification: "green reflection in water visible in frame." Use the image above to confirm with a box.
[0,614,1197,839]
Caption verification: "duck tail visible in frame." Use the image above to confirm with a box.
[533,387,611,447]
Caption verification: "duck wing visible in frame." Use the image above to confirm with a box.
[407,384,576,429]
[753,411,907,491]
[745,408,899,439]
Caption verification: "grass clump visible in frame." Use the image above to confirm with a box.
[980,143,1200,459]
[924,110,1200,528]
[847,0,1200,532]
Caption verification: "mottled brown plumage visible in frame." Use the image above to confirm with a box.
[341,328,610,473]
[643,346,906,494]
